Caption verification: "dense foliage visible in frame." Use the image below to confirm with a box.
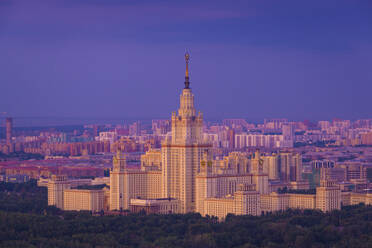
[1,182,372,248]
[76,184,107,190]
[0,180,59,215]
[277,187,316,195]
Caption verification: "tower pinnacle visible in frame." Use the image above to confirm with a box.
[184,52,190,89]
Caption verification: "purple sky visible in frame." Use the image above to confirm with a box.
[0,0,371,124]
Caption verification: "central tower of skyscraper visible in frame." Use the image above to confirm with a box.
[161,53,211,213]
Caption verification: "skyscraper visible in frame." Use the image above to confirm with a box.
[281,123,294,148]
[6,117,12,145]
[161,52,211,213]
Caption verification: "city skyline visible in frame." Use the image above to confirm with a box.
[1,0,372,122]
[2,2,372,247]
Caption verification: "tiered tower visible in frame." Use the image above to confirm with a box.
[47,175,70,209]
[161,53,211,213]
[316,180,341,212]
[109,150,127,210]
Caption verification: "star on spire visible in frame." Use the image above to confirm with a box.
[184,52,190,89]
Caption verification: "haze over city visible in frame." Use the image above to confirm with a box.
[1,0,372,124]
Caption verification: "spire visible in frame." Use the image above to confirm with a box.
[184,52,190,89]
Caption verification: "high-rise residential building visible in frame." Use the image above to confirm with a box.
[279,152,292,182]
[152,119,171,135]
[129,121,141,136]
[161,52,211,213]
[47,175,71,209]
[98,131,117,144]
[292,153,303,182]
[318,120,331,131]
[264,118,288,130]
[281,123,294,148]
[263,154,280,180]
[92,125,99,137]
[234,133,284,149]
[276,152,303,183]
[5,117,12,145]
[227,128,235,149]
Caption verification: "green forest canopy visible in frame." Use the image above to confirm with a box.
[0,180,372,248]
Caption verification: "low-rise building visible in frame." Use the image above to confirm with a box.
[129,198,180,214]
[64,189,105,212]
[202,184,260,220]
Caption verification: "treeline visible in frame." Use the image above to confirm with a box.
[0,180,59,215]
[1,182,372,247]
[277,187,316,195]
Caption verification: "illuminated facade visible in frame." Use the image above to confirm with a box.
[44,54,366,218]
[109,150,127,210]
[261,192,316,212]
[316,180,341,212]
[161,52,211,213]
[203,184,260,220]
[195,150,268,218]
[47,175,71,209]
[64,189,105,212]
[130,198,180,214]
[141,148,162,171]
[109,150,162,211]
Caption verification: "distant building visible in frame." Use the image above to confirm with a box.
[278,153,302,183]
[235,133,283,149]
[152,120,171,135]
[97,131,117,144]
[0,174,29,183]
[129,121,141,136]
[5,117,12,145]
[361,132,372,145]
[282,123,294,148]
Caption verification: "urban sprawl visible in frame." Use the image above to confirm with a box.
[1,55,372,220]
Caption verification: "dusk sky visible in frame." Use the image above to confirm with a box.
[1,0,371,124]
